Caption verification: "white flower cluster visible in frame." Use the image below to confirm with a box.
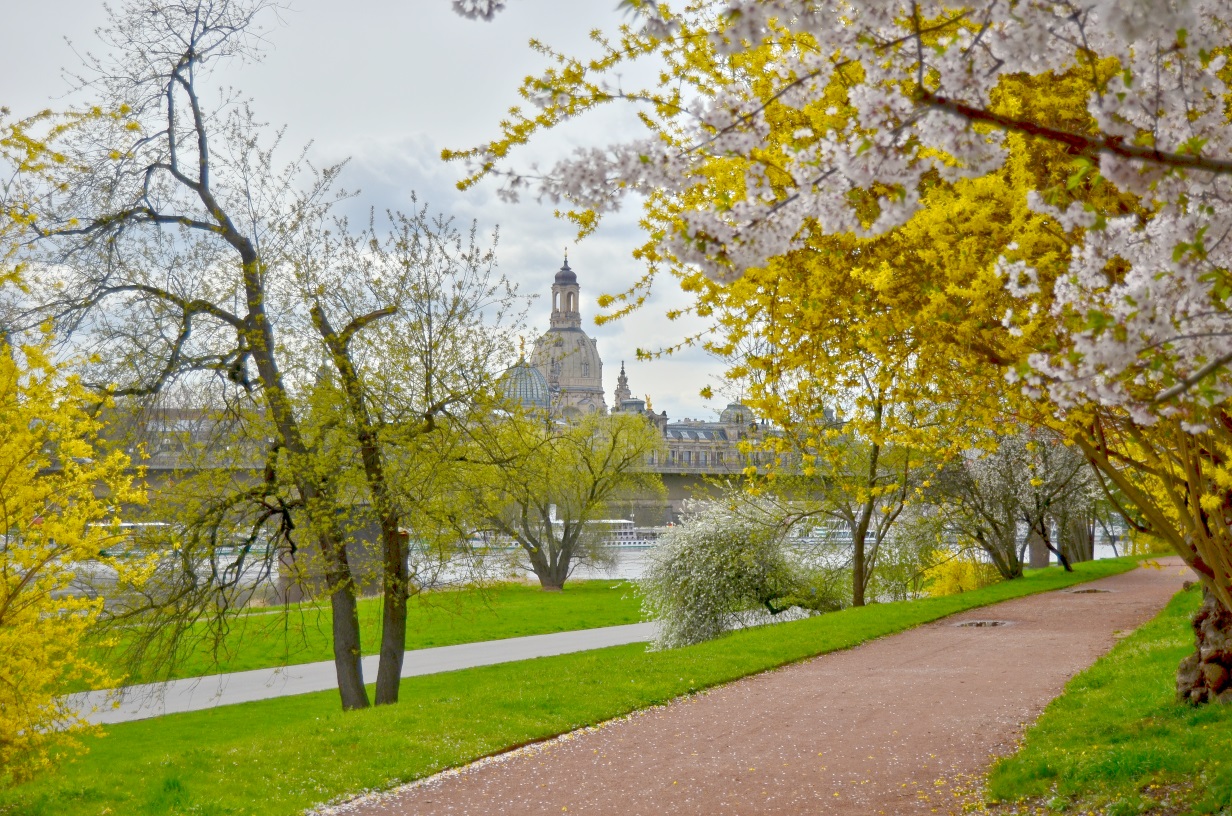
[639,498,811,649]
[472,0,1232,421]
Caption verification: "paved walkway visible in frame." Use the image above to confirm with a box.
[70,622,656,725]
[322,559,1194,816]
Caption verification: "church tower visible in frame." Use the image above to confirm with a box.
[530,253,608,417]
[550,254,582,329]
[613,361,631,406]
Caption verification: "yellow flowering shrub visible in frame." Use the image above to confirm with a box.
[924,552,1004,597]
[0,337,145,784]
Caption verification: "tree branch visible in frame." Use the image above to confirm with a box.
[920,91,1232,175]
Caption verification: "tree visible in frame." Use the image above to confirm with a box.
[755,380,928,607]
[0,335,142,783]
[477,411,664,590]
[931,426,1096,579]
[700,262,948,606]
[292,205,524,704]
[641,495,840,649]
[459,1,1232,702]
[17,0,427,711]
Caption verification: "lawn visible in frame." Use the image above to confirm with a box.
[1,558,1141,816]
[87,579,646,686]
[986,581,1232,815]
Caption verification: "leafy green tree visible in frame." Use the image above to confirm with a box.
[295,206,524,703]
[477,412,664,591]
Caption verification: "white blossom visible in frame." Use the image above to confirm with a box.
[478,0,1232,424]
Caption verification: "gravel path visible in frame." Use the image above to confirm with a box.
[323,559,1193,816]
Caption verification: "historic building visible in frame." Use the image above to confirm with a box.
[500,254,775,522]
[500,356,551,412]
[527,255,608,417]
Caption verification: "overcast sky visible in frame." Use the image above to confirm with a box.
[0,0,735,421]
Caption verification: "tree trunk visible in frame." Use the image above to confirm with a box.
[519,535,567,591]
[1060,515,1096,564]
[311,306,408,707]
[536,546,569,591]
[851,532,866,607]
[521,517,574,591]
[986,540,1022,580]
[1027,528,1051,569]
[374,527,409,705]
[1177,585,1232,705]
[1033,517,1072,572]
[250,318,368,710]
[322,545,370,710]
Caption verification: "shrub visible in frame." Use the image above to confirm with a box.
[923,549,1003,596]
[640,499,843,648]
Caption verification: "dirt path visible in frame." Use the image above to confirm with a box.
[326,560,1193,816]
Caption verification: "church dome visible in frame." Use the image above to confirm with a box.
[720,402,752,425]
[554,257,577,285]
[530,328,604,405]
[530,253,608,415]
[500,358,551,411]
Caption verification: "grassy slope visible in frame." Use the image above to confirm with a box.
[89,580,645,685]
[2,559,1138,816]
[987,583,1232,815]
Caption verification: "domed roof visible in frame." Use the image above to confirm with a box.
[720,402,752,425]
[530,328,602,390]
[501,358,551,411]
[554,257,577,285]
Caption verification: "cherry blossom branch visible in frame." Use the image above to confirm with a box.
[920,91,1232,175]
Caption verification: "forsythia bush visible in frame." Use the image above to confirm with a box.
[0,338,144,785]
[923,551,1003,597]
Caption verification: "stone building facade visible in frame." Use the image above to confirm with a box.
[507,255,772,521]
[528,256,607,417]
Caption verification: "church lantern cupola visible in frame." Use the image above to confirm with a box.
[550,253,582,329]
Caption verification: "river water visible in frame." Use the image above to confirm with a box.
[68,540,1129,608]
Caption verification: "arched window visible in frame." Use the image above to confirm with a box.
[554,292,560,311]
[567,292,575,312]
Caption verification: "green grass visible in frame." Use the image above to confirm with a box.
[0,558,1141,816]
[89,580,646,686]
[987,582,1232,815]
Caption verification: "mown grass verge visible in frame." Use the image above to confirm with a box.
[987,581,1232,815]
[3,558,1138,816]
[86,579,645,686]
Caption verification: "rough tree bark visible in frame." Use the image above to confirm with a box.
[1177,586,1232,705]
[311,303,409,705]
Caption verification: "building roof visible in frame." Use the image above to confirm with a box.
[665,426,730,441]
[719,402,753,425]
[501,358,551,410]
[554,257,577,285]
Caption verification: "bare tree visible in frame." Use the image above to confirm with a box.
[22,0,358,709]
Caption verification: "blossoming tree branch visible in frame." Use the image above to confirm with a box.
[451,0,1232,703]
